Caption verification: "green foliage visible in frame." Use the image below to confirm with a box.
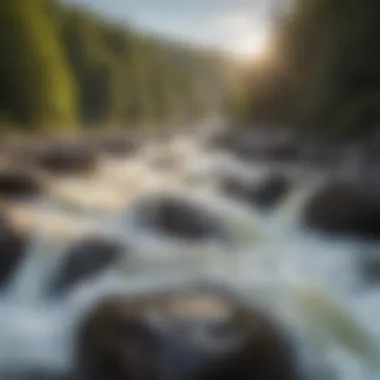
[0,0,77,129]
[0,0,225,131]
[236,0,380,139]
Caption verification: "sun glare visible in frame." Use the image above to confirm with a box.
[232,30,272,63]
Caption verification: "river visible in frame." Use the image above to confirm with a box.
[0,130,379,379]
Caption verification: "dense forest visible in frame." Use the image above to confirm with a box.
[3,0,378,140]
[234,0,380,140]
[0,0,226,132]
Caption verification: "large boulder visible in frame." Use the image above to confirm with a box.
[36,140,98,176]
[221,173,290,210]
[303,181,380,239]
[0,215,28,289]
[133,197,225,242]
[74,287,300,380]
[47,236,124,297]
[0,168,43,200]
[76,299,160,380]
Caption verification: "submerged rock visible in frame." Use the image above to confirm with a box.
[74,286,300,380]
[0,168,43,200]
[0,215,28,289]
[210,128,299,163]
[47,236,125,297]
[36,141,98,176]
[222,173,290,210]
[97,134,139,157]
[133,196,226,242]
[207,128,242,152]
[220,176,251,200]
[252,174,290,209]
[303,181,380,239]
[360,253,380,284]
[297,136,347,170]
[76,302,160,380]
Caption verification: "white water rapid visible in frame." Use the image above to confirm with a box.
[0,131,380,380]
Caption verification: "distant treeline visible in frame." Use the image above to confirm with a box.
[234,0,380,139]
[0,0,225,131]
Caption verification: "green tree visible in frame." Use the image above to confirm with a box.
[0,0,76,128]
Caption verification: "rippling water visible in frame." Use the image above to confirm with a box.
[1,131,380,379]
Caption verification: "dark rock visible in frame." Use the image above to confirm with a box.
[252,173,290,209]
[303,181,380,239]
[220,176,250,200]
[208,128,242,152]
[196,309,298,380]
[74,287,299,380]
[48,236,124,297]
[296,135,347,170]
[75,298,160,380]
[210,129,299,163]
[221,173,290,210]
[239,140,298,163]
[134,197,225,242]
[0,215,28,289]
[0,168,43,200]
[36,141,98,176]
[360,253,380,283]
[98,135,138,157]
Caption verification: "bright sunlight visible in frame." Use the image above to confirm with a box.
[232,29,273,63]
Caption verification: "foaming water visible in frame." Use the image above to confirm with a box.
[1,133,380,379]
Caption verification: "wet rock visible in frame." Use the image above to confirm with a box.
[242,141,298,163]
[48,236,124,297]
[134,197,225,242]
[248,173,290,209]
[0,168,43,200]
[220,176,250,200]
[76,299,160,380]
[297,136,347,170]
[211,128,299,163]
[97,134,138,157]
[36,140,98,176]
[221,173,290,210]
[0,215,28,289]
[360,253,380,283]
[208,128,243,152]
[74,286,299,380]
[303,181,380,239]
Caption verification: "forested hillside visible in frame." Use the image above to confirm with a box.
[234,0,380,140]
[0,0,226,131]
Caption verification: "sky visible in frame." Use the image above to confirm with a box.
[63,0,279,58]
